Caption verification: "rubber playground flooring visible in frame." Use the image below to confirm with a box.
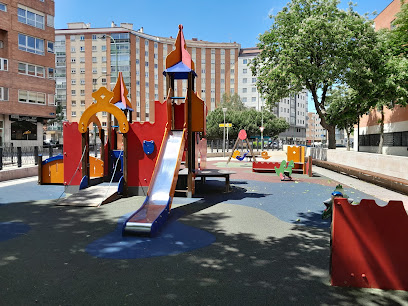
[1,161,407,305]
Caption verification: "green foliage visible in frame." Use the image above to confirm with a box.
[390,1,408,56]
[251,0,381,149]
[206,108,289,140]
[46,104,65,126]
[218,93,246,111]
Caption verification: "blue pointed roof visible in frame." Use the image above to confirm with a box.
[163,62,197,80]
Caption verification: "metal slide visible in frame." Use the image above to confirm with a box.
[122,129,185,235]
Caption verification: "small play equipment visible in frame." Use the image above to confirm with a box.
[261,151,271,160]
[253,145,312,176]
[227,129,256,163]
[275,160,294,181]
[331,198,408,291]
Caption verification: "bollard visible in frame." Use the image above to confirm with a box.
[34,146,39,165]
[211,140,214,153]
[17,147,22,167]
[49,145,53,158]
[38,154,42,185]
[0,147,2,170]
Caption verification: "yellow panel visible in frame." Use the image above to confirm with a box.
[287,146,301,163]
[191,92,205,132]
[78,87,129,134]
[42,160,64,184]
[89,156,104,178]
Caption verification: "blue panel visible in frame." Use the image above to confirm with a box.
[42,154,63,165]
[118,176,124,194]
[79,175,88,190]
[143,140,155,155]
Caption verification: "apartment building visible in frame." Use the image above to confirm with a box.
[55,22,240,134]
[238,48,308,144]
[306,112,326,145]
[0,0,56,147]
[358,0,408,155]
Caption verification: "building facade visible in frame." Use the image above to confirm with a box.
[357,0,408,155]
[238,48,308,144]
[55,22,241,137]
[306,112,325,145]
[0,0,56,147]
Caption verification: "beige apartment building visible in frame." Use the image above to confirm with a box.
[0,0,56,147]
[55,22,240,136]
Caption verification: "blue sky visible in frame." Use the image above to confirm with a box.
[55,0,393,111]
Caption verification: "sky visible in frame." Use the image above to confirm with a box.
[55,0,394,112]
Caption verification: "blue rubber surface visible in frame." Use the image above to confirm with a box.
[0,181,65,204]
[194,178,387,228]
[86,213,216,259]
[0,222,31,242]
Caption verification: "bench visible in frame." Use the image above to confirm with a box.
[179,168,235,192]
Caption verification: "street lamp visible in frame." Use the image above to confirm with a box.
[100,34,118,85]
[222,107,227,157]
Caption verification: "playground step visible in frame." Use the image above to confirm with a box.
[56,184,119,207]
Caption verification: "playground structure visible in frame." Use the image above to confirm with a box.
[227,129,256,163]
[38,25,208,218]
[331,198,408,291]
[252,145,312,176]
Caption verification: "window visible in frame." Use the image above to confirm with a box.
[11,120,37,140]
[48,94,54,106]
[81,100,85,106]
[18,34,44,55]
[243,59,247,64]
[18,6,44,29]
[252,97,256,102]
[48,68,54,79]
[102,112,107,117]
[92,34,97,40]
[0,2,7,12]
[242,97,247,102]
[92,68,97,74]
[145,62,149,67]
[231,69,234,74]
[80,46,85,52]
[80,36,85,41]
[0,87,9,101]
[102,122,107,127]
[70,35,75,41]
[242,88,247,93]
[252,78,257,83]
[102,56,106,63]
[101,45,106,52]
[18,90,46,104]
[243,69,247,74]
[71,58,76,63]
[18,62,45,77]
[71,68,76,74]
[0,58,8,71]
[92,57,97,63]
[71,79,76,85]
[72,111,76,117]
[145,40,149,46]
[47,14,54,27]
[71,100,76,106]
[145,72,149,78]
[243,78,247,83]
[47,41,54,53]
[71,47,76,53]
[101,78,106,84]
[80,79,85,85]
[80,90,85,96]
[71,90,76,96]
[80,57,85,63]
[145,51,148,57]
[252,87,256,92]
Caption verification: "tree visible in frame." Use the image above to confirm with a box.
[219,93,246,111]
[325,86,369,151]
[206,108,289,140]
[251,0,380,149]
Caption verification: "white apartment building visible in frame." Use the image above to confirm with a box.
[238,48,308,144]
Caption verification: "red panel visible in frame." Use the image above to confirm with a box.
[63,122,83,186]
[331,199,408,290]
[173,103,185,130]
[127,100,168,187]
[252,161,281,172]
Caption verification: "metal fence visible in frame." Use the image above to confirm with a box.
[207,139,284,153]
[0,145,63,170]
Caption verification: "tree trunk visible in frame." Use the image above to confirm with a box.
[327,126,336,149]
[378,106,385,154]
[346,130,351,151]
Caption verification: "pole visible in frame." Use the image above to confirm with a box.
[222,108,227,157]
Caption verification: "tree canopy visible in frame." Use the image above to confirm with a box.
[251,0,381,149]
[206,107,289,140]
